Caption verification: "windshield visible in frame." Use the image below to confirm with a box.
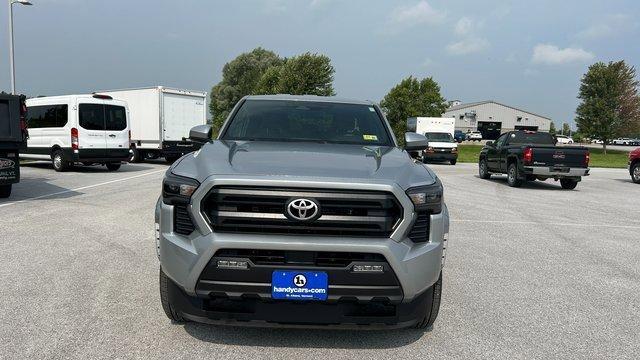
[222,100,393,146]
[508,131,555,145]
[424,132,453,142]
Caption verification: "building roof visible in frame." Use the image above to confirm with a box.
[245,94,374,105]
[445,100,552,121]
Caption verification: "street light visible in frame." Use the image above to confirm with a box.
[8,0,33,94]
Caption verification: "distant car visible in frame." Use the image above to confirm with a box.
[591,139,604,144]
[555,135,574,144]
[629,147,640,184]
[454,130,465,143]
[630,138,640,146]
[466,131,482,141]
[612,138,633,145]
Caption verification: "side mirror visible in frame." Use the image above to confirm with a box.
[485,141,494,147]
[404,132,429,151]
[189,125,212,143]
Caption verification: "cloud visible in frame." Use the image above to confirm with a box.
[446,37,489,55]
[422,57,435,68]
[388,1,446,28]
[576,14,638,40]
[531,44,594,65]
[263,0,287,14]
[454,17,473,36]
[309,0,331,9]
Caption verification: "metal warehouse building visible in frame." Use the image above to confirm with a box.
[442,100,552,140]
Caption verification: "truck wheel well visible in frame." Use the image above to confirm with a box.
[51,145,62,154]
[507,156,518,166]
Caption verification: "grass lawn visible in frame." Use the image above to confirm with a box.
[457,144,629,168]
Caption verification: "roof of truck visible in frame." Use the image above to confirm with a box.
[244,94,375,105]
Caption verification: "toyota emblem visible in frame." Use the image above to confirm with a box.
[286,198,319,221]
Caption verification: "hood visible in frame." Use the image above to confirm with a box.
[171,140,436,189]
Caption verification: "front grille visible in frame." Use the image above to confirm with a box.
[201,187,402,237]
[214,249,386,267]
[174,205,195,235]
[408,211,430,243]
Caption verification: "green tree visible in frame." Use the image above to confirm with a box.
[562,122,571,136]
[209,48,283,133]
[549,121,556,135]
[379,76,448,144]
[576,60,640,153]
[210,49,336,135]
[275,53,335,96]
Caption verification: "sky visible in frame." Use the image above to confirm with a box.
[1,0,639,127]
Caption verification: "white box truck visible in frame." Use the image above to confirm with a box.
[101,86,207,162]
[407,117,458,165]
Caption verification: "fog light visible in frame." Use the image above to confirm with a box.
[353,265,384,273]
[217,259,248,269]
[155,222,160,258]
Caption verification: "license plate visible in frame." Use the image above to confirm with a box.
[271,270,328,301]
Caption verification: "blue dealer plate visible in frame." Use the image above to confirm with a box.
[271,270,328,301]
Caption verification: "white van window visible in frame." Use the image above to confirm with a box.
[105,106,127,131]
[79,104,127,131]
[27,105,68,128]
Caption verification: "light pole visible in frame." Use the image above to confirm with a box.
[8,0,32,94]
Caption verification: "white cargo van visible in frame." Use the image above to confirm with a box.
[407,117,458,165]
[100,87,207,162]
[21,94,130,171]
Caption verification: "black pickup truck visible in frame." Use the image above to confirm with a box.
[478,131,590,189]
[0,92,28,198]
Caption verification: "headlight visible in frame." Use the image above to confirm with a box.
[162,172,199,205]
[406,180,443,214]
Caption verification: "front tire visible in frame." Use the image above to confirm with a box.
[478,158,491,179]
[106,162,121,171]
[159,268,185,322]
[560,179,578,190]
[414,273,442,329]
[0,184,11,198]
[450,159,457,165]
[632,162,640,184]
[507,163,523,187]
[51,150,70,172]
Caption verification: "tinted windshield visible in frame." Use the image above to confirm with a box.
[508,131,555,145]
[222,100,392,146]
[424,132,453,142]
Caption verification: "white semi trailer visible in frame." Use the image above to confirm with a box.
[101,86,207,162]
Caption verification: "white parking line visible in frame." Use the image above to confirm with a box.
[0,169,165,208]
[452,219,640,230]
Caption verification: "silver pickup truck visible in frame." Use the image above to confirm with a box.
[155,95,449,329]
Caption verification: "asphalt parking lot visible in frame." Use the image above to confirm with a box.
[1,161,639,359]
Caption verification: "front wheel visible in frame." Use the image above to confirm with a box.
[507,163,523,187]
[106,162,121,171]
[560,179,578,190]
[0,184,11,198]
[450,159,457,165]
[159,268,186,323]
[414,273,442,329]
[632,163,640,184]
[478,159,491,179]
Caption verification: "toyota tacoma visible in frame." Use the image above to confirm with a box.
[155,95,449,329]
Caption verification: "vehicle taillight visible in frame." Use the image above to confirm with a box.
[523,147,533,165]
[71,128,79,151]
[19,102,28,131]
[585,151,590,167]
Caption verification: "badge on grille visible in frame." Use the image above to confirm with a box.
[286,198,320,221]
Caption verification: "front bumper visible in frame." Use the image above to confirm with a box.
[156,178,449,327]
[422,150,458,161]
